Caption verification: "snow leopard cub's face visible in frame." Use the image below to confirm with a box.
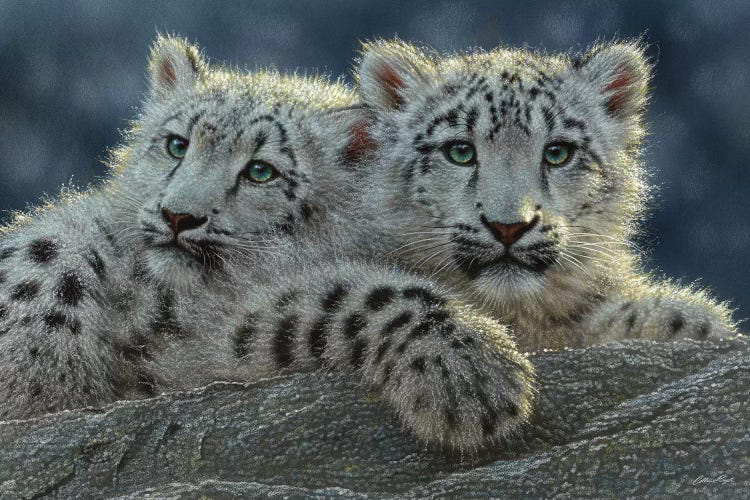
[119,38,361,289]
[358,40,650,302]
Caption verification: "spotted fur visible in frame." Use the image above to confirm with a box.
[353,38,739,352]
[0,37,534,453]
[0,36,359,419]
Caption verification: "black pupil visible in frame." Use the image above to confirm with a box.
[456,144,471,157]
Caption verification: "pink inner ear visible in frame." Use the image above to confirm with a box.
[343,120,376,163]
[605,67,633,114]
[160,59,177,85]
[377,65,405,108]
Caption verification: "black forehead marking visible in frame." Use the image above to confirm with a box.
[253,130,268,152]
[563,118,587,131]
[249,114,275,126]
[464,75,489,100]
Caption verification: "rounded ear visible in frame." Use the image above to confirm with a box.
[308,106,375,165]
[577,41,651,120]
[356,39,437,113]
[148,35,206,98]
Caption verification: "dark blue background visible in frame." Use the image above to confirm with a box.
[1,0,748,324]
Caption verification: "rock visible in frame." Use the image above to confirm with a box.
[1,337,747,499]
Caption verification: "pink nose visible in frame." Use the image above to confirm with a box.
[161,208,206,236]
[481,216,539,247]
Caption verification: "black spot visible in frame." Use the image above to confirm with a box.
[343,312,367,339]
[11,281,40,301]
[69,318,81,335]
[374,339,391,364]
[276,290,299,309]
[0,270,6,284]
[669,314,685,336]
[381,363,393,386]
[131,255,150,282]
[402,287,446,308]
[44,310,67,330]
[476,389,499,436]
[698,322,711,338]
[0,303,6,320]
[408,321,432,340]
[300,202,315,221]
[149,289,185,338]
[28,238,57,263]
[273,315,297,368]
[308,317,328,358]
[410,356,426,373]
[30,383,42,397]
[444,407,459,430]
[233,313,257,358]
[481,414,496,436]
[382,311,413,336]
[434,356,450,378]
[425,309,450,324]
[0,247,17,260]
[321,283,349,313]
[626,312,638,332]
[29,347,39,359]
[85,247,106,279]
[413,396,427,412]
[507,402,519,417]
[350,337,367,368]
[365,286,396,311]
[56,271,85,306]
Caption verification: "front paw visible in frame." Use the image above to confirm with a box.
[378,308,536,452]
[596,297,736,342]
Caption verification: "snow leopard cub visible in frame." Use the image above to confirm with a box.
[0,37,534,451]
[0,35,360,419]
[353,39,739,351]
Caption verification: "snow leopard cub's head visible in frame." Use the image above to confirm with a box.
[117,37,365,289]
[357,39,650,303]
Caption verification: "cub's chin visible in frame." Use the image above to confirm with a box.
[143,245,210,291]
[471,264,548,304]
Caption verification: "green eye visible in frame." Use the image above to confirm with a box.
[166,135,189,159]
[245,161,277,183]
[442,141,477,166]
[543,142,574,167]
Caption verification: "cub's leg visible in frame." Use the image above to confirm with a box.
[226,262,536,451]
[581,287,738,344]
[0,230,128,419]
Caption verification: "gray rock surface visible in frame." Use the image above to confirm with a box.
[1,337,747,499]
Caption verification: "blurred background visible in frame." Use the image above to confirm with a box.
[1,0,748,323]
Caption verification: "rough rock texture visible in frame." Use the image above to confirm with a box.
[0,337,747,499]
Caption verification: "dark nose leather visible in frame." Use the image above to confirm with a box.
[161,208,207,236]
[481,215,539,247]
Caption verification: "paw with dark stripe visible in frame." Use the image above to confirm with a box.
[585,295,738,343]
[372,302,536,451]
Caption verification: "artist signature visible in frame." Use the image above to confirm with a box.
[692,474,735,486]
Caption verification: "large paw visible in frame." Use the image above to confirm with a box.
[375,305,536,452]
